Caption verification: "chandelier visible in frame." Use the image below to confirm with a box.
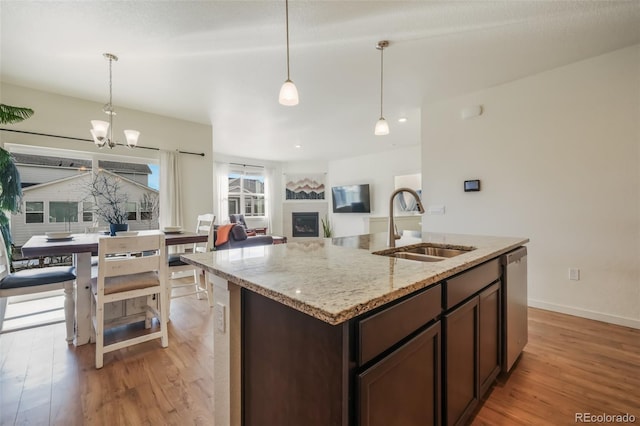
[89,53,140,149]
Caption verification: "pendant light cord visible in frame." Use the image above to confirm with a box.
[379,46,384,117]
[285,0,291,80]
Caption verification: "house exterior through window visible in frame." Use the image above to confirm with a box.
[8,151,160,246]
[228,168,265,217]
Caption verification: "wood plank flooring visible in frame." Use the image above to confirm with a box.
[0,282,215,426]
[472,308,640,425]
[1,294,638,425]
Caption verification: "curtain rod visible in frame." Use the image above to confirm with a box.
[229,162,264,168]
[0,128,205,157]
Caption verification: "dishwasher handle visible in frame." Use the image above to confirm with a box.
[503,246,527,264]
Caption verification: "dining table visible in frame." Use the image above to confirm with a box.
[21,230,209,346]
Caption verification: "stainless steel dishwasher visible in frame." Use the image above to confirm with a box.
[502,246,528,372]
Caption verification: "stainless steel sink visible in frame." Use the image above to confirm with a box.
[374,243,476,262]
[400,246,471,258]
[391,252,446,262]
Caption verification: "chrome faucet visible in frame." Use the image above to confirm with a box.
[388,187,425,247]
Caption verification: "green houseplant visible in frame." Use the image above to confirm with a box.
[321,214,333,238]
[0,104,34,260]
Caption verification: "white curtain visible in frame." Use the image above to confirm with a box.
[215,162,229,224]
[264,166,275,232]
[159,150,183,229]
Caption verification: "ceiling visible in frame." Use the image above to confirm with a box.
[1,1,639,162]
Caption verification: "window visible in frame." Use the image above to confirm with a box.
[25,201,44,223]
[82,202,94,222]
[228,169,265,217]
[140,194,158,221]
[49,202,78,223]
[126,202,137,221]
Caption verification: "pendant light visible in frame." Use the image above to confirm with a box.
[279,0,299,106]
[90,53,140,149]
[374,40,390,136]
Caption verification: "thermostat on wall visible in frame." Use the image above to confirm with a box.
[464,180,481,192]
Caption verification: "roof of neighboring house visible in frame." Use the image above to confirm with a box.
[13,153,151,174]
[23,170,158,194]
[13,153,91,169]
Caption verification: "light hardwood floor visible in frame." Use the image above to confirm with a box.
[1,292,638,425]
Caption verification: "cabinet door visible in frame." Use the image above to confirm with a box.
[358,322,441,426]
[479,281,501,396]
[445,297,479,426]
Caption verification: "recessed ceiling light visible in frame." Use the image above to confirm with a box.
[294,144,302,149]
[398,117,407,123]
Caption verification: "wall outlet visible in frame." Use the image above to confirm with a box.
[215,302,226,333]
[569,268,580,281]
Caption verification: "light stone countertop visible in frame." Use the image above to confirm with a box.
[181,231,528,325]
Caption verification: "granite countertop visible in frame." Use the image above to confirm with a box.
[181,231,528,325]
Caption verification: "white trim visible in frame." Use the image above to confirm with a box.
[528,299,640,330]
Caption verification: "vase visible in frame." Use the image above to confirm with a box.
[109,223,129,236]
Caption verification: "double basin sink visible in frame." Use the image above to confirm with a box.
[374,243,476,262]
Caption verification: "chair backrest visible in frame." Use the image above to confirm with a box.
[194,214,216,253]
[96,234,166,293]
[0,232,10,281]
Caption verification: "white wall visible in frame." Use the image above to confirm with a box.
[1,83,213,233]
[422,45,640,328]
[328,145,421,237]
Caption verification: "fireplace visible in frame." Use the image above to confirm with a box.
[292,212,319,237]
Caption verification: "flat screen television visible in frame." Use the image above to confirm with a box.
[331,184,371,213]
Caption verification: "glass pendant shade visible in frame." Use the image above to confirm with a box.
[90,120,109,138]
[374,117,389,136]
[279,79,299,106]
[90,120,110,147]
[124,130,140,148]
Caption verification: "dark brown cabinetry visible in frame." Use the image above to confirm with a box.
[479,282,501,396]
[241,254,513,426]
[358,322,441,426]
[444,297,479,426]
[443,259,502,426]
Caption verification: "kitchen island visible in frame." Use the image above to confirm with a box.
[181,231,528,426]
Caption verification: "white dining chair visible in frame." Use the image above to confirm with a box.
[92,233,168,369]
[0,232,76,341]
[166,214,215,314]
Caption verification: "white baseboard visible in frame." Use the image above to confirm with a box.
[528,299,640,330]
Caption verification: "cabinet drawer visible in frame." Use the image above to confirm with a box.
[444,259,500,310]
[359,284,441,365]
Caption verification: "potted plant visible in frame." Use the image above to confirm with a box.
[0,104,33,260]
[321,214,333,238]
[86,172,130,235]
